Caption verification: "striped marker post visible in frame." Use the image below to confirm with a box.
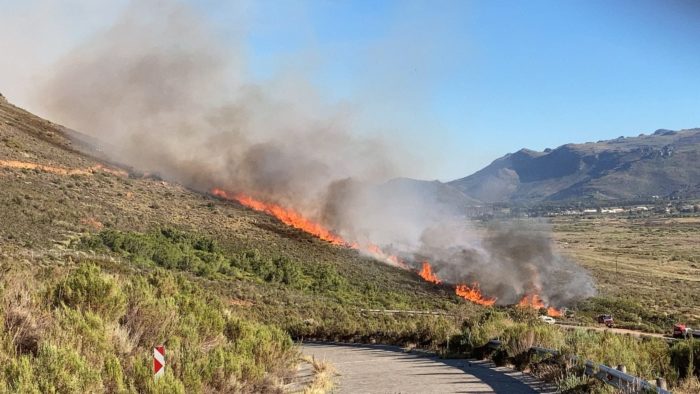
[153,345,165,379]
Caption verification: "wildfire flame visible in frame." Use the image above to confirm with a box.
[212,188,349,246]
[518,294,545,309]
[419,261,441,284]
[418,261,496,306]
[546,307,563,317]
[211,188,409,268]
[455,283,497,306]
[518,293,563,317]
[211,188,564,314]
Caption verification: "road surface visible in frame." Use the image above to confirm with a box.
[301,343,555,394]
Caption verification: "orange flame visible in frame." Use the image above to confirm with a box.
[419,261,441,284]
[546,307,563,317]
[212,188,543,310]
[212,189,349,246]
[519,294,562,317]
[518,294,545,309]
[455,283,497,306]
[212,188,411,269]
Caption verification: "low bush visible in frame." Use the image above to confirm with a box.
[0,263,300,392]
[52,264,126,322]
[670,340,700,379]
[82,229,349,295]
[575,296,674,332]
[454,310,679,386]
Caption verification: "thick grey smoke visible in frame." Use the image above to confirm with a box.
[321,181,595,305]
[35,0,594,306]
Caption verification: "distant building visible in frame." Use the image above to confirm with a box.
[601,208,624,214]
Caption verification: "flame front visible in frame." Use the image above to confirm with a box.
[518,293,563,317]
[455,283,497,306]
[546,307,563,317]
[418,261,496,306]
[212,188,565,313]
[212,188,409,268]
[419,261,441,284]
[212,189,349,246]
[518,294,545,309]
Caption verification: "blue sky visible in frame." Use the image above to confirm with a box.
[192,0,700,179]
[2,0,699,180]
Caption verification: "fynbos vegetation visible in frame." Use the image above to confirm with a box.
[0,263,298,393]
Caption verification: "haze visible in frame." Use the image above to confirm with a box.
[1,0,699,180]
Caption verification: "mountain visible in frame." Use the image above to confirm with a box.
[449,129,700,203]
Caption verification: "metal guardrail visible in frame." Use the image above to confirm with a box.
[585,361,671,394]
[486,340,671,394]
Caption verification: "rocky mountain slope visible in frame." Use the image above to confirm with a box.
[449,129,700,203]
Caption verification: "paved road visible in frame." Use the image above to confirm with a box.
[301,343,555,394]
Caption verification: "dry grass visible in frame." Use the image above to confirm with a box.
[300,355,337,394]
[1,270,49,355]
[674,376,700,394]
[551,216,700,328]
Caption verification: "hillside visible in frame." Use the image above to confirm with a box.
[449,129,700,203]
[0,97,473,392]
[4,96,700,392]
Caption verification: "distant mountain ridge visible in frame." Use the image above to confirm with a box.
[448,128,700,203]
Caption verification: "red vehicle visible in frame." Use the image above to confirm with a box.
[597,314,614,328]
[673,324,700,339]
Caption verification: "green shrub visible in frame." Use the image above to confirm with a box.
[103,355,127,393]
[576,296,673,332]
[458,310,512,351]
[500,323,564,369]
[34,344,103,393]
[2,356,39,393]
[670,340,700,379]
[562,330,673,380]
[52,307,111,365]
[130,355,185,394]
[83,229,351,297]
[53,264,126,322]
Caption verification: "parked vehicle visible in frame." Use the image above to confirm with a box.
[538,315,556,325]
[673,323,700,338]
[597,314,614,328]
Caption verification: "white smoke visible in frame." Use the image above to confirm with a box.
[29,0,594,306]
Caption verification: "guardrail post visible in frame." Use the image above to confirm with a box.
[656,377,667,390]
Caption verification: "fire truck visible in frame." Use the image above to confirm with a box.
[673,324,700,339]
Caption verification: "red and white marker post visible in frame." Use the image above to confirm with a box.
[153,345,165,379]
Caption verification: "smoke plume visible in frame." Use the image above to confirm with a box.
[34,0,594,306]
